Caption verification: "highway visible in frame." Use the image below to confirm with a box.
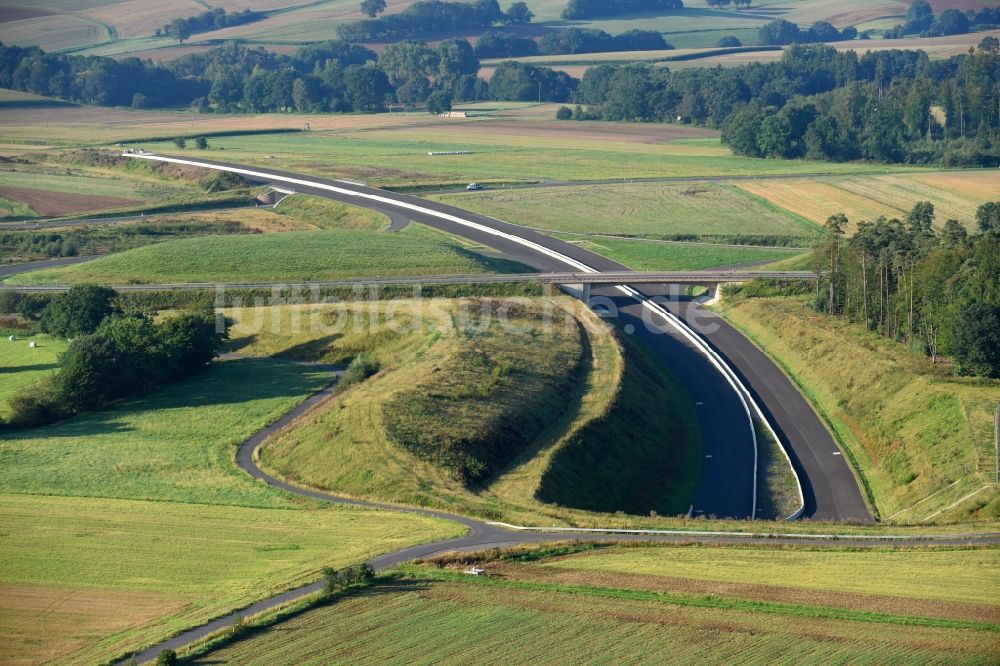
[127,152,870,523]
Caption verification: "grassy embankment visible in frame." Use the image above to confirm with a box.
[0,358,463,665]
[238,298,700,522]
[6,225,527,285]
[180,543,1000,665]
[719,296,1000,523]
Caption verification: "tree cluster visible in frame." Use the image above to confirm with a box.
[566,44,999,167]
[322,563,376,595]
[562,0,683,20]
[757,19,858,46]
[337,0,508,41]
[814,202,1000,378]
[706,0,752,7]
[489,61,576,102]
[6,286,226,427]
[474,31,539,58]
[884,1,1000,39]
[157,8,263,43]
[538,28,671,55]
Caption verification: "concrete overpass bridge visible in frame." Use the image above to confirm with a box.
[3,270,819,295]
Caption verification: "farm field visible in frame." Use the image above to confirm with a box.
[0,334,67,417]
[719,296,1000,523]
[0,352,464,665]
[734,171,1000,232]
[0,495,461,666]
[147,129,927,189]
[5,226,526,285]
[0,359,335,507]
[433,181,821,241]
[184,543,1000,666]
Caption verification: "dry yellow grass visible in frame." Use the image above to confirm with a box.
[734,171,1000,232]
[0,583,191,666]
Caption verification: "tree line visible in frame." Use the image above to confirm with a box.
[156,8,263,43]
[567,44,1000,167]
[884,0,1000,39]
[757,19,858,46]
[562,0,683,20]
[471,27,671,59]
[813,202,1000,378]
[4,37,999,166]
[337,0,521,41]
[3,286,226,427]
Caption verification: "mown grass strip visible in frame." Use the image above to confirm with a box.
[402,567,1000,633]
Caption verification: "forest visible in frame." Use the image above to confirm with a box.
[810,201,1000,378]
[571,44,1000,166]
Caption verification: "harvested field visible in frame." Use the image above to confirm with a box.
[0,493,461,665]
[0,7,54,23]
[0,14,111,52]
[734,171,1000,232]
[410,118,720,144]
[0,97,440,145]
[0,582,190,666]
[0,185,139,217]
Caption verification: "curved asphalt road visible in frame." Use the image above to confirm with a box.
[118,376,997,665]
[0,255,99,278]
[133,154,869,522]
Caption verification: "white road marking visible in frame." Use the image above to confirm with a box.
[833,452,842,455]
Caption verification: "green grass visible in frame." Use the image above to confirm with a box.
[145,132,929,189]
[0,167,195,202]
[0,333,67,417]
[560,236,807,270]
[6,227,527,285]
[538,544,1000,605]
[720,296,1000,523]
[0,195,37,219]
[258,299,592,509]
[274,193,388,230]
[384,304,585,485]
[0,494,463,665]
[432,182,820,240]
[536,329,702,516]
[0,359,333,508]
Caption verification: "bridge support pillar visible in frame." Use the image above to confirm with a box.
[557,282,590,305]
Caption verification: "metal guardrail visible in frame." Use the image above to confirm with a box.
[2,270,820,293]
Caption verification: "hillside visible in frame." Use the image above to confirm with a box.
[720,295,1000,523]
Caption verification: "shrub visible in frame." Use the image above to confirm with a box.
[172,137,186,149]
[6,377,66,428]
[555,106,573,120]
[341,352,380,385]
[715,35,742,47]
[156,649,178,666]
[195,136,209,149]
